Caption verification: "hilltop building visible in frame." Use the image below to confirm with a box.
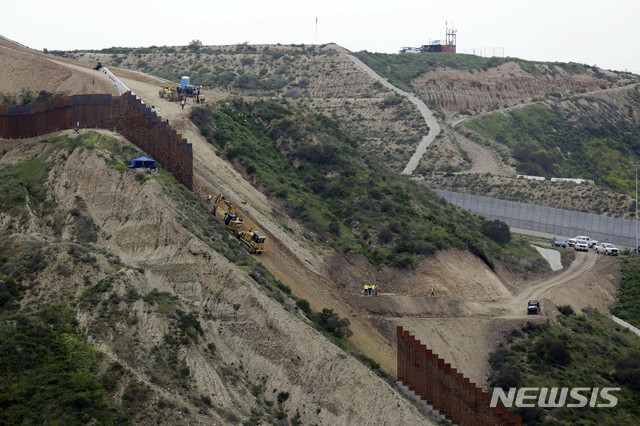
[400,23,457,54]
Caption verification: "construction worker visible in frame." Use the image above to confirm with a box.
[373,284,377,296]
[207,194,212,204]
[363,284,368,296]
[430,285,435,297]
[181,98,186,110]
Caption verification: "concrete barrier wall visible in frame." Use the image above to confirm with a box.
[397,326,521,426]
[436,189,638,249]
[0,93,192,190]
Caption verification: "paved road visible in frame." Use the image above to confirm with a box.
[344,54,440,175]
[609,315,640,337]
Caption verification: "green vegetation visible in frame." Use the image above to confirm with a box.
[0,147,52,228]
[611,257,640,328]
[489,310,640,424]
[353,52,594,94]
[192,98,544,271]
[0,305,128,425]
[463,97,640,195]
[1,88,65,105]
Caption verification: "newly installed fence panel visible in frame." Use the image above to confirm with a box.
[436,190,638,249]
[397,326,521,426]
[0,92,193,190]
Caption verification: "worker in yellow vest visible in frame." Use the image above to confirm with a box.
[363,284,368,296]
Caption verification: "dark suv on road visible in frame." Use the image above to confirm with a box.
[528,300,541,315]
[551,237,566,248]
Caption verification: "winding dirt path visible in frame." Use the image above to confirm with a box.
[344,54,440,175]
[493,251,598,317]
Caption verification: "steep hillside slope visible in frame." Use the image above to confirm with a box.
[0,132,428,425]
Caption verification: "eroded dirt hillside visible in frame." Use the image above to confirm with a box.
[1,135,429,425]
[412,61,638,114]
[0,36,115,98]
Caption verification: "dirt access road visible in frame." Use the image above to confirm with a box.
[345,54,441,175]
[37,54,622,388]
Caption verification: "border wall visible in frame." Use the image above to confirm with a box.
[0,93,192,190]
[397,326,521,426]
[436,189,638,249]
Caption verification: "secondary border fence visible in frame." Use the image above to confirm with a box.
[0,92,193,190]
[436,189,638,249]
[397,326,521,426]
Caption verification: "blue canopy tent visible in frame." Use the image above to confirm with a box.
[128,156,156,169]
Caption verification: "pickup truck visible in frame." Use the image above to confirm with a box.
[568,235,598,248]
[574,239,589,252]
[568,235,589,247]
[594,243,619,256]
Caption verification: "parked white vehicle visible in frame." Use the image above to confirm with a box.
[574,239,589,252]
[568,236,591,247]
[594,243,619,256]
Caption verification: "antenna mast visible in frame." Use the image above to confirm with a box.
[446,21,457,53]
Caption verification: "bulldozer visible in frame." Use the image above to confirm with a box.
[210,193,266,253]
[237,229,266,254]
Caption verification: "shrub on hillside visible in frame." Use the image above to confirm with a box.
[534,336,571,366]
[314,308,352,339]
[557,305,575,316]
[481,219,511,243]
[615,350,640,391]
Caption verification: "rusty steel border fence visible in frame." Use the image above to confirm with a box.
[397,326,521,426]
[0,92,192,190]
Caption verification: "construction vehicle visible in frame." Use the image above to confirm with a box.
[94,62,130,95]
[211,193,230,215]
[223,206,244,236]
[237,229,266,254]
[159,75,205,103]
[178,76,205,102]
[177,85,205,103]
[159,82,180,102]
[209,193,266,253]
[211,193,245,236]
[527,300,541,315]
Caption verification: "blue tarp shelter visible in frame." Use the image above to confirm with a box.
[128,156,156,169]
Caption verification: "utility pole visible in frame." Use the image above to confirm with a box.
[632,161,639,254]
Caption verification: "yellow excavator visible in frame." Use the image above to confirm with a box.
[212,193,241,234]
[223,207,244,237]
[211,193,230,215]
